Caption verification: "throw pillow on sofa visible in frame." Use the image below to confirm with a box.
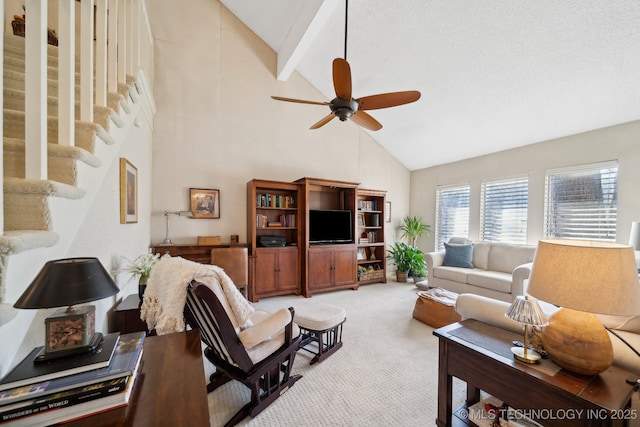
[442,243,474,268]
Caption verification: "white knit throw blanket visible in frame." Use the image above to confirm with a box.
[140,256,254,335]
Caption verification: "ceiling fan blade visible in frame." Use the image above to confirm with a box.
[357,91,421,111]
[310,113,336,130]
[332,58,352,100]
[350,111,382,131]
[271,96,329,106]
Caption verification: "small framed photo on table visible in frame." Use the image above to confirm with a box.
[190,188,220,219]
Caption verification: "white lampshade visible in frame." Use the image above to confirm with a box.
[505,296,548,327]
[527,239,640,316]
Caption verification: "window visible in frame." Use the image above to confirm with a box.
[544,162,618,241]
[480,177,528,244]
[435,184,470,250]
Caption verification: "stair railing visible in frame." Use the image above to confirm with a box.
[1,0,154,236]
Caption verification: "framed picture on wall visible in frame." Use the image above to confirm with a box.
[119,158,138,224]
[190,188,220,219]
[385,201,392,223]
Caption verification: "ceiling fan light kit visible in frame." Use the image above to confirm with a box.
[271,0,420,131]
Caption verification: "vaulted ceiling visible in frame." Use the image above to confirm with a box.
[221,0,640,171]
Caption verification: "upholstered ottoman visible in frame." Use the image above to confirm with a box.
[293,301,346,364]
[413,287,461,328]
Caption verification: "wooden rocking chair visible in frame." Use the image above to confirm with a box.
[184,280,302,427]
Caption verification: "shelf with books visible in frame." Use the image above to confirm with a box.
[249,180,300,249]
[355,189,387,285]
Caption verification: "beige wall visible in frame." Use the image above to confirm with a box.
[411,120,640,252]
[146,1,411,247]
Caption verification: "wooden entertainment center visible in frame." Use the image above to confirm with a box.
[247,177,386,302]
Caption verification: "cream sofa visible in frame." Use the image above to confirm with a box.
[425,241,536,302]
[455,293,640,384]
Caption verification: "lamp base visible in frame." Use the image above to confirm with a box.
[541,307,613,375]
[510,346,541,364]
[34,332,103,363]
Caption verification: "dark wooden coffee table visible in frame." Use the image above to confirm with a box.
[434,319,637,427]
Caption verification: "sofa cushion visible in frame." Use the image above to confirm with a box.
[487,243,535,273]
[443,243,473,268]
[472,241,492,270]
[433,266,472,283]
[467,270,513,294]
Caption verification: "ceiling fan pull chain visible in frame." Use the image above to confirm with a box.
[344,0,348,61]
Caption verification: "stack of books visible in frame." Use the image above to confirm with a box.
[0,332,145,426]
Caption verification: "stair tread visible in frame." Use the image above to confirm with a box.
[3,137,101,167]
[0,230,60,256]
[4,177,86,199]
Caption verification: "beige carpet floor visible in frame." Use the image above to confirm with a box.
[204,281,466,427]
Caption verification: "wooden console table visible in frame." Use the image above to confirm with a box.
[150,243,248,264]
[434,319,637,427]
[63,330,209,426]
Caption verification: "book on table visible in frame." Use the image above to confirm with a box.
[0,333,121,392]
[0,332,145,407]
[0,351,143,424]
[0,355,143,427]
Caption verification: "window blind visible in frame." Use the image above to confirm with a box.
[480,177,528,244]
[435,185,470,250]
[544,162,618,241]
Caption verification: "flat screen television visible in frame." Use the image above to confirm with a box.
[309,209,353,244]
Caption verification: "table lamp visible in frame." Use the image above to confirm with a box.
[505,295,548,364]
[527,239,640,375]
[14,258,119,362]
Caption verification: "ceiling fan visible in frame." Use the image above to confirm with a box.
[271,0,420,131]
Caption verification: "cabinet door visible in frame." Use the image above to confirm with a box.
[308,248,333,290]
[333,246,357,286]
[277,248,300,291]
[254,249,278,294]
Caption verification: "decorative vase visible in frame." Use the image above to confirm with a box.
[138,275,149,300]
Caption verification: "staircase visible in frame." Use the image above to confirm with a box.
[0,1,155,329]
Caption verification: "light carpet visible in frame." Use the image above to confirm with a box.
[204,281,466,427]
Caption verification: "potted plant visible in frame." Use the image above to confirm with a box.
[387,242,411,282]
[387,242,426,283]
[398,216,431,247]
[126,252,160,299]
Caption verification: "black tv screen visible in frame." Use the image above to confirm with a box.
[309,209,353,244]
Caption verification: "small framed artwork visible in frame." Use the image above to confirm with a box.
[119,158,137,224]
[357,212,366,228]
[357,248,366,260]
[385,201,392,223]
[190,188,220,219]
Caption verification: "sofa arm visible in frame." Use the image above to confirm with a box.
[455,293,523,334]
[512,262,533,296]
[425,251,445,277]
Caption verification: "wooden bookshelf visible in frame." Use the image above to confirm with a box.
[247,179,302,302]
[356,189,387,284]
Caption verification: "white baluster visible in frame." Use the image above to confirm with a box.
[58,0,75,147]
[24,0,47,180]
